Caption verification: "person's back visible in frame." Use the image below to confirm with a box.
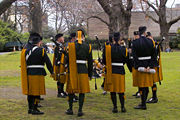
[75,41,91,74]
[111,44,127,74]
[132,35,156,68]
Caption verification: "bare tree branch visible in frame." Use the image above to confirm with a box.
[143,0,160,16]
[88,15,109,26]
[0,0,17,15]
[168,16,180,26]
[97,0,112,15]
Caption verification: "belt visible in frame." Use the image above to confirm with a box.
[27,65,44,68]
[111,63,124,66]
[138,56,151,60]
[76,60,87,64]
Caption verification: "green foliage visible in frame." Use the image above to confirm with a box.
[0,20,21,51]
[169,28,180,49]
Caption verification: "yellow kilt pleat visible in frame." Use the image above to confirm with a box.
[54,66,66,84]
[132,67,139,87]
[104,74,125,93]
[136,71,154,87]
[66,73,90,94]
[152,67,163,83]
[27,75,46,96]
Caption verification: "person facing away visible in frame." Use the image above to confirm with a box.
[65,29,93,117]
[21,32,54,115]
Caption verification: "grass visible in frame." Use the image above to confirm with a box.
[0,51,180,120]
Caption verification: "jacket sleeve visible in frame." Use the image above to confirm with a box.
[149,39,158,68]
[124,48,132,72]
[132,42,138,69]
[44,50,53,74]
[102,44,106,65]
[88,45,93,78]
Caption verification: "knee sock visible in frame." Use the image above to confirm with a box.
[145,87,149,101]
[68,94,74,110]
[118,93,125,108]
[152,84,157,99]
[60,83,64,93]
[140,88,146,106]
[110,92,117,108]
[57,82,61,94]
[79,93,85,112]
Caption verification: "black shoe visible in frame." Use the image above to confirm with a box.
[65,109,73,115]
[31,109,44,115]
[136,93,141,98]
[112,107,118,113]
[132,92,139,96]
[134,104,147,110]
[37,104,42,108]
[40,98,44,101]
[103,91,107,95]
[73,98,78,102]
[146,97,158,103]
[74,95,79,100]
[121,107,126,113]
[57,93,66,98]
[63,92,68,96]
[77,111,84,117]
[28,109,32,114]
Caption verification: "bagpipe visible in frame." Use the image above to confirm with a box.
[156,37,165,85]
[50,37,67,79]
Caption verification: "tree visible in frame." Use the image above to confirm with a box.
[29,0,42,34]
[94,0,133,40]
[0,0,17,15]
[141,0,180,47]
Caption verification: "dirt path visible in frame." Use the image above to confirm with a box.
[0,86,57,100]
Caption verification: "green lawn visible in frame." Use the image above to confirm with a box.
[0,51,180,120]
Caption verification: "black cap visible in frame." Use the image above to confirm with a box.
[147,32,152,37]
[134,31,139,35]
[109,34,113,43]
[29,32,42,44]
[55,33,63,41]
[70,32,76,38]
[114,32,120,42]
[32,36,42,44]
[139,26,147,35]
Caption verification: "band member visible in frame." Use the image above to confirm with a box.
[103,32,132,113]
[130,31,140,98]
[21,33,54,115]
[53,33,67,98]
[132,26,157,110]
[65,30,93,116]
[24,33,45,104]
[146,32,163,103]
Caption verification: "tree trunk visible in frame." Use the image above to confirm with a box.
[108,13,131,43]
[29,0,42,35]
[160,23,170,50]
[0,0,16,15]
